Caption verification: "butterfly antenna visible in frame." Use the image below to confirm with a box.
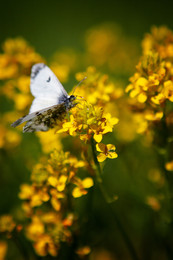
[72,76,87,95]
[75,97,86,101]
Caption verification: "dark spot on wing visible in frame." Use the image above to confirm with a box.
[31,63,46,80]
[36,112,41,116]
[46,76,51,82]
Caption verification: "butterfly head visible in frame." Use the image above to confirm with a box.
[69,95,76,101]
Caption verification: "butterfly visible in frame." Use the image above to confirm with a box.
[11,63,77,132]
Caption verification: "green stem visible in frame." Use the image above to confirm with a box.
[90,137,112,202]
[90,137,140,260]
[12,232,31,260]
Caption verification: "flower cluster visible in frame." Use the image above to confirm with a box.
[74,66,146,142]
[57,101,118,161]
[19,150,93,211]
[126,51,173,106]
[75,66,123,110]
[0,38,43,112]
[125,27,173,143]
[0,38,43,80]
[18,150,93,256]
[126,26,173,108]
[25,212,73,256]
[0,38,44,149]
[126,26,173,173]
[0,215,19,259]
[0,215,16,234]
[142,26,173,59]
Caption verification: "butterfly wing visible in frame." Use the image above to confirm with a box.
[11,63,75,132]
[11,103,69,132]
[29,63,69,113]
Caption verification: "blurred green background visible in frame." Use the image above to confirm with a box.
[1,0,173,57]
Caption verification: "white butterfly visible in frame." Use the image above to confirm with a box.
[11,63,76,132]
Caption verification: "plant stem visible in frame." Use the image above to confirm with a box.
[90,137,112,202]
[90,137,140,260]
[12,232,31,260]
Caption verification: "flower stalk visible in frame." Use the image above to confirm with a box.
[90,136,140,260]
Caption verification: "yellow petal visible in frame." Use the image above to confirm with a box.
[96,143,106,153]
[130,89,139,98]
[31,194,42,207]
[107,144,116,151]
[125,84,133,93]
[107,152,118,159]
[110,117,119,125]
[87,117,96,125]
[75,161,86,167]
[72,187,85,198]
[137,93,147,103]
[69,127,77,135]
[48,176,58,187]
[19,184,33,199]
[51,198,61,211]
[151,93,164,105]
[59,175,68,183]
[97,153,107,162]
[165,161,173,171]
[94,133,102,143]
[82,178,94,188]
[57,175,68,192]
[0,241,7,260]
[136,77,148,88]
[76,246,91,256]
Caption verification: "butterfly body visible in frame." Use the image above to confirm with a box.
[11,63,76,132]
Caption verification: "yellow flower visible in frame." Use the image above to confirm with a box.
[0,241,7,260]
[126,51,169,106]
[18,184,34,199]
[146,196,161,211]
[145,111,163,121]
[26,216,45,240]
[34,234,58,257]
[0,215,16,233]
[127,27,173,119]
[96,143,118,162]
[72,177,94,198]
[76,246,91,257]
[19,184,49,208]
[20,149,90,216]
[75,66,123,110]
[50,193,61,211]
[165,161,173,171]
[57,102,118,143]
[25,211,68,256]
[48,175,68,192]
[142,26,173,59]
[162,80,173,102]
[0,38,43,80]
